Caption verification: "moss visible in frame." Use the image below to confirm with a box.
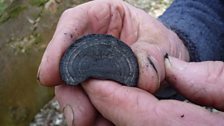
[33,33,43,45]
[0,12,9,23]
[0,0,7,15]
[29,0,49,6]
[9,5,27,18]
[0,5,27,24]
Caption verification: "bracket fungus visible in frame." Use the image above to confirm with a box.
[60,34,139,86]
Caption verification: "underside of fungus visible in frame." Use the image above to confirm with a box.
[60,34,139,86]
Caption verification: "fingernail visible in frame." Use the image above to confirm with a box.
[63,104,75,126]
[164,53,168,59]
[164,53,172,68]
[37,67,40,81]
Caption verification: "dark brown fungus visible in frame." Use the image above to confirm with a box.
[60,34,139,86]
[147,57,158,74]
[181,114,184,118]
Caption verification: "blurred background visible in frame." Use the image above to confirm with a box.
[0,0,172,125]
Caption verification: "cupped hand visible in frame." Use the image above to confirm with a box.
[37,0,194,125]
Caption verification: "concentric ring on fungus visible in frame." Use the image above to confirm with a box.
[60,34,139,86]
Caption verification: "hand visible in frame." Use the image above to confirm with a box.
[37,0,193,125]
[56,57,224,126]
[38,0,189,91]
[165,56,224,111]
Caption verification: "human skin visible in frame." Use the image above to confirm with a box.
[37,0,224,125]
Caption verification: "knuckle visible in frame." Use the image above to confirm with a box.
[206,61,224,83]
[62,8,74,17]
[214,61,224,79]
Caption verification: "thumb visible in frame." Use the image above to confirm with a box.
[82,79,158,126]
[165,56,224,111]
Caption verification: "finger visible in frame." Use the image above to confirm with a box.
[165,56,224,111]
[125,4,189,93]
[55,85,97,126]
[82,79,158,125]
[38,4,90,86]
[131,42,164,93]
[131,40,187,93]
[82,79,224,126]
[38,0,125,86]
